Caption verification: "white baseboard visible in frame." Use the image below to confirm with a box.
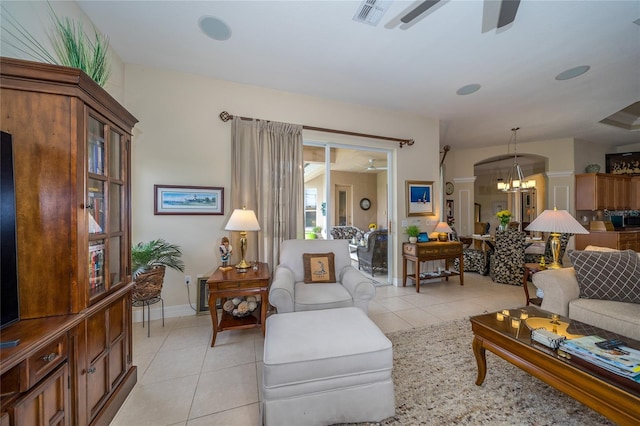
[132,303,197,323]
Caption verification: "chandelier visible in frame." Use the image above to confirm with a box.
[497,127,535,192]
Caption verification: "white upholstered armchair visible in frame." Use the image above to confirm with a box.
[269,239,376,314]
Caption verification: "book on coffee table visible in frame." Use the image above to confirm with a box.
[560,336,640,380]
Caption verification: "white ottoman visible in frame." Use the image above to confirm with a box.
[262,307,395,426]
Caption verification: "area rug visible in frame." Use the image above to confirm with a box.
[346,319,614,425]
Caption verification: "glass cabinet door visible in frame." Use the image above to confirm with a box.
[87,114,127,300]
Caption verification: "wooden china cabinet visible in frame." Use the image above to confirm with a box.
[0,58,138,425]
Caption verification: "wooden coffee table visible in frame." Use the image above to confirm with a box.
[471,306,640,425]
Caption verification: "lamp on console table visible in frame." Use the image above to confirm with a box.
[433,221,453,242]
[525,207,589,269]
[224,207,261,271]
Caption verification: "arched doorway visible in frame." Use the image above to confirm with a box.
[474,154,547,233]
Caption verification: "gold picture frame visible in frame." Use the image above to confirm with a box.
[406,180,435,216]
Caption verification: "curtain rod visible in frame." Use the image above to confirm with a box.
[219,111,415,148]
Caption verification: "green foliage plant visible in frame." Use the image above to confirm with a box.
[406,225,421,238]
[1,3,111,86]
[131,239,185,279]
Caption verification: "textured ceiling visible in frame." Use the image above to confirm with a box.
[76,0,640,149]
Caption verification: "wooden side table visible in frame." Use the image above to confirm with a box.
[523,263,544,306]
[207,262,270,346]
[402,241,463,292]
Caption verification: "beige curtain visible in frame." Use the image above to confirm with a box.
[231,119,303,268]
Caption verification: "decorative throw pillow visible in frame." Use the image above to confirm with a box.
[569,249,640,304]
[303,252,336,283]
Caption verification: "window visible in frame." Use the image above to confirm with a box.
[304,188,317,229]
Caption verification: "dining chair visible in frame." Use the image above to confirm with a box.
[524,233,572,266]
[489,229,526,285]
[453,222,491,275]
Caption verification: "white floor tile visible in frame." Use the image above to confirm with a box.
[114,272,525,423]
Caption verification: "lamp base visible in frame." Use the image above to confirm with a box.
[438,233,448,242]
[235,259,251,272]
[549,233,562,270]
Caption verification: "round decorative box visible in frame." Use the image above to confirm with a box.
[585,164,601,173]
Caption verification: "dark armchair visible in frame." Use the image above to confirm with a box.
[357,230,388,276]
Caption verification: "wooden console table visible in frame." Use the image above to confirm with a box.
[207,263,270,346]
[402,241,463,292]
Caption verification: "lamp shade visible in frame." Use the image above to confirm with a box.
[525,208,589,234]
[433,221,453,234]
[225,208,261,231]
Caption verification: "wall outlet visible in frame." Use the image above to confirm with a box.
[184,275,191,285]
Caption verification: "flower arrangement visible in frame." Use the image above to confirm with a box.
[369,223,377,230]
[496,209,512,229]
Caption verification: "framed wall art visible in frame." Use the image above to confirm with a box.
[605,152,640,175]
[406,180,434,216]
[154,185,224,215]
[446,199,454,219]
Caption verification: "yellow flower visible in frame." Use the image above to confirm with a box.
[496,210,512,220]
[369,223,377,230]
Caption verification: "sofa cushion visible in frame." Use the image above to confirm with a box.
[293,282,353,311]
[302,252,336,283]
[569,298,640,340]
[569,249,640,304]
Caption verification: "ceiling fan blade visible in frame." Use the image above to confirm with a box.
[496,0,521,28]
[400,0,441,24]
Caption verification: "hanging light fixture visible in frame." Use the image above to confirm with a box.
[500,127,535,192]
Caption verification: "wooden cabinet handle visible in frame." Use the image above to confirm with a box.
[41,353,57,362]
[87,366,97,374]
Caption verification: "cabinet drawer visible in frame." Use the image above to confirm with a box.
[215,281,244,290]
[618,233,636,244]
[26,334,67,391]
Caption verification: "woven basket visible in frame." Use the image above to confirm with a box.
[133,266,165,301]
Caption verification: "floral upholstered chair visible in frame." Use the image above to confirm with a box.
[329,226,365,242]
[489,229,526,285]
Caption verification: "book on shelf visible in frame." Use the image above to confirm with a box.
[560,336,640,380]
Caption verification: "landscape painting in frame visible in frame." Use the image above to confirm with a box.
[154,185,224,215]
[406,180,434,216]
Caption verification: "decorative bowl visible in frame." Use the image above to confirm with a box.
[585,164,601,173]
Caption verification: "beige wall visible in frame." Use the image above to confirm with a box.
[329,171,379,230]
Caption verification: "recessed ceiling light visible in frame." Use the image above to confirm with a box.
[456,84,481,95]
[555,65,590,81]
[199,16,231,41]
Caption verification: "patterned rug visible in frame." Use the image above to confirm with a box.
[343,319,614,425]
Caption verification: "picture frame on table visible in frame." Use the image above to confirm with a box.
[154,184,224,215]
[406,180,434,216]
[446,199,454,219]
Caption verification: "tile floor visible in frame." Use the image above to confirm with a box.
[111,273,534,426]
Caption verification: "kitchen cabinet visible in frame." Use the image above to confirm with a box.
[575,231,640,251]
[575,173,631,210]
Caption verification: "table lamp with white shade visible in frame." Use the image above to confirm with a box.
[524,208,589,269]
[224,207,261,271]
[433,221,453,242]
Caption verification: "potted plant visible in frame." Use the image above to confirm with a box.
[406,225,421,243]
[131,238,185,278]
